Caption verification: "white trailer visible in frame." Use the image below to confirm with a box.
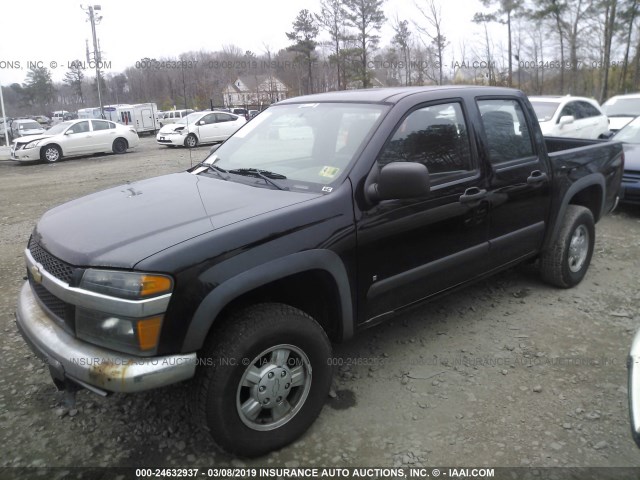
[87,104,159,134]
[122,103,159,134]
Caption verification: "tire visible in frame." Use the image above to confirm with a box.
[112,138,128,154]
[184,133,198,148]
[540,205,595,288]
[40,145,61,163]
[192,303,333,457]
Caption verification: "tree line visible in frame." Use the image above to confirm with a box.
[3,0,640,117]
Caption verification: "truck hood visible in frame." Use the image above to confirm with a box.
[608,116,635,131]
[33,172,318,268]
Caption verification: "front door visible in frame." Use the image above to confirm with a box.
[62,121,93,155]
[356,100,490,323]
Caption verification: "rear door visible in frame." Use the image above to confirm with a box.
[215,113,242,140]
[90,120,115,151]
[477,97,552,268]
[356,100,490,323]
[576,101,607,138]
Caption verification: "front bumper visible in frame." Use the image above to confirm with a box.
[10,145,40,162]
[16,282,197,394]
[628,329,640,447]
[156,132,186,146]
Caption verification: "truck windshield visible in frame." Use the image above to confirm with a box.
[202,103,386,190]
[530,101,559,122]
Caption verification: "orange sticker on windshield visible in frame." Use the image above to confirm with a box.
[319,166,339,178]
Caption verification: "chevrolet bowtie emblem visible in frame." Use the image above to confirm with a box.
[30,265,42,284]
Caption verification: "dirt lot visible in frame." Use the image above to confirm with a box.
[1,136,640,472]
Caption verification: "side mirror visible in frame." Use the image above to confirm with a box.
[559,115,575,126]
[367,162,430,202]
[197,120,205,126]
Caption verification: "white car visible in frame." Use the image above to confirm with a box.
[529,96,609,139]
[601,93,640,131]
[156,111,246,148]
[10,119,139,163]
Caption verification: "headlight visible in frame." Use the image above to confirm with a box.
[24,140,42,149]
[80,269,173,300]
[76,308,163,355]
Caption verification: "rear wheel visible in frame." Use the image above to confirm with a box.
[112,138,128,154]
[40,145,61,163]
[184,134,198,148]
[192,303,332,457]
[540,205,595,288]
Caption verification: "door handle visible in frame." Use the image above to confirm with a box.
[459,187,487,203]
[527,170,548,185]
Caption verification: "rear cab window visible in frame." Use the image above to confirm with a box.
[477,99,536,165]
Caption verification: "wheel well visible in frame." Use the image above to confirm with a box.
[568,185,602,222]
[40,143,63,156]
[216,270,343,342]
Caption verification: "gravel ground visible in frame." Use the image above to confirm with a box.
[1,136,640,472]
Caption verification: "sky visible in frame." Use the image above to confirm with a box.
[0,0,505,86]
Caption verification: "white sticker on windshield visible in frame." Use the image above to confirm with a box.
[298,103,320,109]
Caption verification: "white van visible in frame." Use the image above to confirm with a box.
[159,109,194,127]
[51,111,71,124]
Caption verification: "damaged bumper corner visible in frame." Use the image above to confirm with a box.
[15,282,197,394]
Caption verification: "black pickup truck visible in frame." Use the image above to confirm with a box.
[16,86,624,457]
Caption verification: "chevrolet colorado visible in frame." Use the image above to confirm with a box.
[16,86,624,457]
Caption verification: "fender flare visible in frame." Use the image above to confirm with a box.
[543,173,605,250]
[181,249,354,352]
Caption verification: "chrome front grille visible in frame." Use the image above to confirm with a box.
[26,238,77,333]
[28,237,75,284]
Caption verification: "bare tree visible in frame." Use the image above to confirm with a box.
[392,16,412,85]
[599,0,617,101]
[414,0,447,85]
[530,0,568,93]
[618,0,639,91]
[316,0,348,90]
[473,0,518,87]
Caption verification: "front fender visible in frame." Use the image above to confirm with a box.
[181,249,354,352]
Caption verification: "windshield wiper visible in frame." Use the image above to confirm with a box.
[227,168,289,190]
[198,163,230,180]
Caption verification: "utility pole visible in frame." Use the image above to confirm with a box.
[0,82,9,146]
[81,4,104,117]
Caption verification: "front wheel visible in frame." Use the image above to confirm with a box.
[540,205,595,288]
[40,145,61,163]
[192,303,332,457]
[184,133,198,148]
